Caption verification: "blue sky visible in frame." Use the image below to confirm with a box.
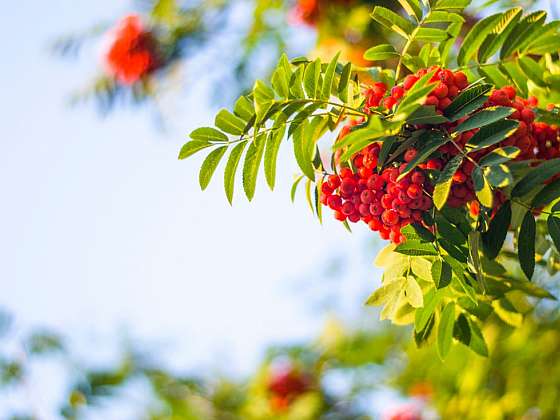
[0,0,385,402]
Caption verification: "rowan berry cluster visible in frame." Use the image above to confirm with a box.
[363,66,469,114]
[267,367,312,411]
[324,66,560,243]
[105,15,160,85]
[321,143,433,244]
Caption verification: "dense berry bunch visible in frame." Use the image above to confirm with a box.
[105,15,160,85]
[325,68,560,242]
[363,66,469,114]
[267,367,312,411]
[534,121,560,160]
[321,143,433,244]
[486,86,538,159]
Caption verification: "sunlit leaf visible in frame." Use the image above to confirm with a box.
[437,302,455,359]
[370,6,415,39]
[363,44,400,61]
[199,146,227,190]
[223,142,247,204]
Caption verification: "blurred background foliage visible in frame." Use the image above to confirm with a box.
[53,0,547,114]
[2,308,560,419]
[1,0,554,418]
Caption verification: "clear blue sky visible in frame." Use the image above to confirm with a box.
[11,0,558,417]
[0,2,387,415]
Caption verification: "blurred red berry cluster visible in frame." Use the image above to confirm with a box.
[267,366,312,411]
[104,15,160,85]
[291,0,352,26]
[322,67,560,243]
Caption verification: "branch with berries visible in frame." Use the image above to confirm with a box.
[180,0,560,359]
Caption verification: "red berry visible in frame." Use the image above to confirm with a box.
[407,184,423,199]
[521,108,535,123]
[358,203,370,216]
[452,170,467,183]
[398,190,412,204]
[348,213,360,223]
[389,230,402,244]
[381,194,394,209]
[379,227,390,240]
[391,86,405,99]
[411,171,425,185]
[363,153,378,169]
[368,218,382,231]
[439,69,455,85]
[359,166,372,179]
[334,210,346,221]
[339,168,353,179]
[367,174,385,190]
[395,204,411,218]
[528,96,538,107]
[403,75,419,90]
[354,155,364,168]
[454,71,468,89]
[327,175,341,189]
[340,178,356,195]
[341,201,355,216]
[321,183,333,195]
[369,202,383,216]
[383,96,397,109]
[382,209,400,226]
[327,195,342,210]
[503,85,516,100]
[425,95,439,107]
[404,148,418,162]
[438,97,452,109]
[426,159,443,170]
[433,83,449,99]
[469,201,480,217]
[360,190,374,204]
[420,196,432,210]
[447,84,459,98]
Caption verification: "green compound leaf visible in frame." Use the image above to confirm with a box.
[190,127,229,142]
[370,6,415,39]
[532,178,560,208]
[548,216,560,254]
[519,210,536,280]
[511,158,560,198]
[242,134,266,201]
[444,83,492,121]
[199,146,228,190]
[264,126,286,190]
[178,140,212,160]
[472,167,493,208]
[224,142,247,204]
[433,155,463,209]
[438,302,456,359]
[466,119,519,151]
[431,259,452,289]
[215,109,247,135]
[482,201,511,259]
[454,106,514,133]
[304,58,321,99]
[363,44,400,61]
[321,52,339,100]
